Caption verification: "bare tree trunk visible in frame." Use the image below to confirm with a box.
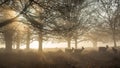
[67,37,71,48]
[16,34,20,49]
[4,31,13,51]
[26,31,30,50]
[111,22,117,47]
[92,40,97,47]
[38,31,43,52]
[112,30,117,47]
[75,38,77,49]
[16,38,20,49]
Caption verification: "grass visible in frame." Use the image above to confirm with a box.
[0,49,120,68]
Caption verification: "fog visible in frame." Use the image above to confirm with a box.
[0,0,120,68]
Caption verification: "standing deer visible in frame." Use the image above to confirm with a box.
[65,47,74,53]
[74,47,84,54]
[99,45,109,52]
[112,47,118,54]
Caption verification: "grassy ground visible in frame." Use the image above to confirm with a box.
[0,49,120,68]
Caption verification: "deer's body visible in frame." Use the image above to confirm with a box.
[65,48,74,53]
[74,47,84,53]
[112,47,118,53]
[99,45,109,52]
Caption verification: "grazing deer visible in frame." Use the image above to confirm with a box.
[99,45,109,52]
[74,47,84,54]
[65,48,74,53]
[112,47,118,54]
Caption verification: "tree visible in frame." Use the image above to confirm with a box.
[96,0,120,47]
[22,0,88,50]
[41,0,91,48]
[0,9,18,51]
[0,0,99,51]
[0,0,32,51]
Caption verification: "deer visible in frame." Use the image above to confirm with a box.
[99,45,109,53]
[112,47,118,54]
[65,47,74,53]
[74,47,84,54]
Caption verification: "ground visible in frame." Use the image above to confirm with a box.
[0,48,120,68]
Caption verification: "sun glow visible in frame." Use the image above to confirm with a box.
[20,40,92,49]
[20,41,67,49]
[30,41,38,49]
[29,41,67,49]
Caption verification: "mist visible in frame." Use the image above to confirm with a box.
[0,0,120,68]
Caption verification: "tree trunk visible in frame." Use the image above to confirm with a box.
[75,38,77,49]
[16,34,20,49]
[16,38,20,49]
[92,40,97,47]
[67,37,71,48]
[38,31,43,52]
[26,31,30,50]
[4,31,13,51]
[113,30,117,47]
[112,22,117,47]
